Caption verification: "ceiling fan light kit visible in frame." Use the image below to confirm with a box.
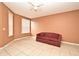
[28,1,43,12]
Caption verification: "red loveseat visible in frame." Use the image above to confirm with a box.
[36,32,62,47]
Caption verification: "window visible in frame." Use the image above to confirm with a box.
[8,11,13,36]
[22,18,30,33]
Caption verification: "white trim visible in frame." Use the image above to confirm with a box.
[62,41,79,46]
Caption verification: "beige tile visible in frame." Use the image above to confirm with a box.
[11,52,26,56]
[4,45,22,56]
[0,49,10,56]
[0,36,79,56]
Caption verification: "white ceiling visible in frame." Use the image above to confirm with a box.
[4,1,79,18]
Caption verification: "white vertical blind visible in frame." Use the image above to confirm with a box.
[8,11,13,36]
[22,18,30,33]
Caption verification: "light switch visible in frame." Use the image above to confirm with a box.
[3,28,6,31]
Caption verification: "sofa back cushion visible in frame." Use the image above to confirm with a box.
[44,33,53,37]
[38,32,61,39]
[40,33,45,36]
[51,33,59,38]
[39,32,59,38]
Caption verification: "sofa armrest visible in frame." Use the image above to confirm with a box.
[37,34,40,36]
[58,35,62,41]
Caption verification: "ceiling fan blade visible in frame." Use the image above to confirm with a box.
[37,4,43,7]
[28,2,35,7]
[30,8,38,12]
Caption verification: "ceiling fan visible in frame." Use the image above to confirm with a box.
[28,2,43,12]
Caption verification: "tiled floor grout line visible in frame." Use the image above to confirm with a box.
[0,36,79,56]
[4,48,11,56]
[8,43,29,56]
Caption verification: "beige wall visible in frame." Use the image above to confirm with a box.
[31,10,79,44]
[0,3,14,47]
[14,14,22,39]
[0,3,3,47]
[0,3,31,47]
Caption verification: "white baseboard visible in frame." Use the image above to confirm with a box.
[62,41,79,46]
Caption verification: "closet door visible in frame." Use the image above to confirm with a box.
[22,18,30,33]
[8,11,13,36]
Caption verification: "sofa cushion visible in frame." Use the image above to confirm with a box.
[40,37,59,42]
[40,33,45,36]
[51,34,59,38]
[45,33,52,37]
[49,38,59,42]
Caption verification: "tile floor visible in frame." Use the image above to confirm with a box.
[0,36,79,56]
